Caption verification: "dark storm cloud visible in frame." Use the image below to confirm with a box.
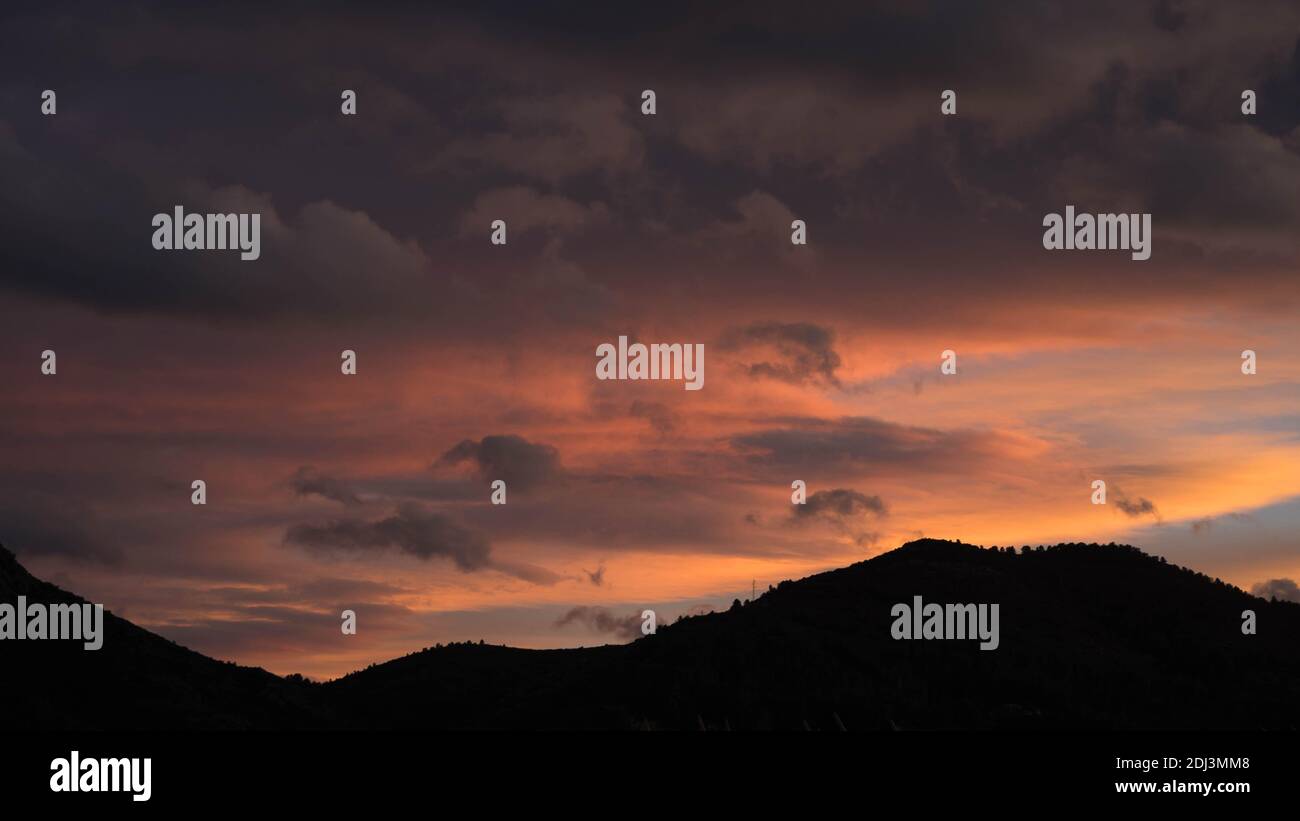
[284,503,493,570]
[458,186,611,236]
[1250,578,1300,603]
[1255,35,1300,138]
[438,435,560,491]
[720,322,843,387]
[1,0,1298,327]
[1051,122,1300,249]
[437,96,645,185]
[553,606,642,640]
[0,145,475,324]
[1151,0,1188,32]
[291,466,363,506]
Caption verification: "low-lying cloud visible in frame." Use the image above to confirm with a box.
[553,606,642,640]
[1251,578,1300,603]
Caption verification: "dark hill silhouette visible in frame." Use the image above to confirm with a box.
[0,543,332,730]
[4,538,1299,730]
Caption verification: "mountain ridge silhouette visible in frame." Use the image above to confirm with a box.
[3,538,1298,730]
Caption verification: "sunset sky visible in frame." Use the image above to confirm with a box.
[1,2,1298,679]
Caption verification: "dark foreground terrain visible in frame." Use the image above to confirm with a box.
[3,539,1298,730]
